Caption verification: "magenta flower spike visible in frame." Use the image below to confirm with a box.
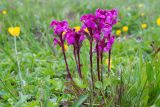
[95,8,118,26]
[95,8,118,78]
[50,20,73,80]
[65,28,85,46]
[65,28,85,78]
[81,8,118,82]
[81,13,98,36]
[80,13,98,85]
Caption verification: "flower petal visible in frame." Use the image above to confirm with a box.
[50,20,58,27]
[79,35,85,42]
[53,38,60,46]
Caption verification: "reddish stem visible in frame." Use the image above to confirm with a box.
[62,45,72,80]
[96,43,100,81]
[90,39,94,89]
[77,47,82,78]
[108,49,111,77]
[73,46,79,73]
[100,52,103,82]
[60,36,72,80]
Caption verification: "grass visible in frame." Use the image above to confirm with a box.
[0,0,160,106]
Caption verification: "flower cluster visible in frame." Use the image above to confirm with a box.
[81,9,118,51]
[50,20,68,46]
[50,8,118,81]
[80,8,118,80]
[65,27,85,78]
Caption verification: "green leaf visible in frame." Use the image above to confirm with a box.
[72,95,88,107]
[73,78,87,88]
[146,63,154,82]
[103,78,111,87]
[95,81,102,89]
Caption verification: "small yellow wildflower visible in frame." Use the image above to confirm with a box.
[105,58,113,69]
[74,26,81,32]
[141,23,147,29]
[156,17,160,26]
[84,28,89,34]
[2,10,7,14]
[116,30,121,36]
[140,13,144,17]
[127,7,131,11]
[138,4,144,8]
[62,31,66,36]
[64,44,68,51]
[8,27,20,37]
[122,26,128,32]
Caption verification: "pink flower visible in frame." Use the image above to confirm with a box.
[65,28,85,45]
[50,20,69,47]
[50,20,68,36]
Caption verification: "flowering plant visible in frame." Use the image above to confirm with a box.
[50,8,118,87]
[80,8,118,82]
[50,20,73,80]
[65,27,85,78]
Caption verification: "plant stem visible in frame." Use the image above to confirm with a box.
[77,47,82,78]
[14,37,24,99]
[108,49,111,77]
[100,89,107,106]
[62,44,72,80]
[119,70,123,106]
[89,39,94,106]
[100,52,103,83]
[60,36,72,80]
[90,39,94,89]
[73,46,79,76]
[96,43,100,81]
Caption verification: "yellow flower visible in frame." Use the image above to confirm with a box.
[127,6,131,11]
[138,4,144,8]
[122,26,128,32]
[116,30,121,36]
[105,58,113,69]
[141,23,147,29]
[8,27,20,37]
[64,44,68,51]
[84,28,89,34]
[156,18,160,26]
[2,10,7,14]
[62,31,66,36]
[74,26,81,32]
[140,13,144,17]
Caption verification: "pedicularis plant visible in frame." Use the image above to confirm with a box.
[50,8,118,105]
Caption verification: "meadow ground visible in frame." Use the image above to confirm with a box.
[0,0,160,106]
